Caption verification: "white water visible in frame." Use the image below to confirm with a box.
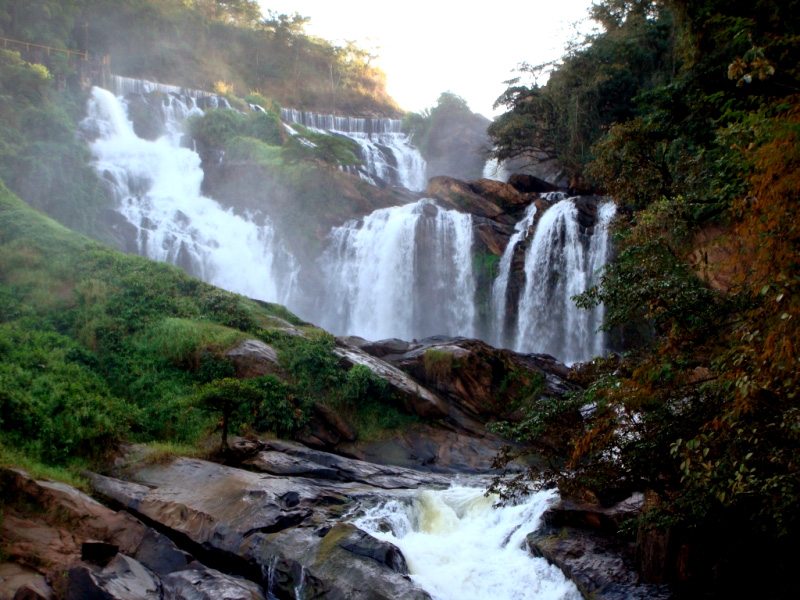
[315,199,476,341]
[491,202,538,347]
[482,157,511,182]
[281,108,427,192]
[514,199,616,364]
[83,86,297,304]
[353,486,581,600]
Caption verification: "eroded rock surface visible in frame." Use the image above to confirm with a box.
[527,494,672,600]
[0,468,264,600]
[90,457,431,600]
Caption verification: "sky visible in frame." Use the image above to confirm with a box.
[258,1,598,118]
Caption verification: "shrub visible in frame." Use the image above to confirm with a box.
[422,348,453,384]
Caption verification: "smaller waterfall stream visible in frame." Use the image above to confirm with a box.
[354,486,581,600]
[491,202,538,347]
[316,199,476,341]
[281,109,427,192]
[514,200,616,364]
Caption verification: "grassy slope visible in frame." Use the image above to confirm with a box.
[0,178,416,477]
[0,179,293,467]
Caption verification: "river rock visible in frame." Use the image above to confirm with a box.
[242,438,450,488]
[527,492,672,600]
[89,458,431,600]
[225,339,280,378]
[67,554,161,600]
[162,563,265,600]
[527,527,672,600]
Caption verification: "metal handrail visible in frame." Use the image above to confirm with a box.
[1,36,88,61]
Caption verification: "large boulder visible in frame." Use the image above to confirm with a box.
[526,493,672,600]
[225,339,281,378]
[508,173,563,194]
[468,178,531,210]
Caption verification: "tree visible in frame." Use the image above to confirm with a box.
[195,378,260,452]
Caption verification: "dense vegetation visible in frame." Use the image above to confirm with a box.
[490,0,799,593]
[0,180,411,473]
[0,49,105,237]
[0,0,398,115]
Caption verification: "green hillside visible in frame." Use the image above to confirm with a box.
[0,180,406,473]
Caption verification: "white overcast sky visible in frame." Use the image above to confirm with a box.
[258,1,598,117]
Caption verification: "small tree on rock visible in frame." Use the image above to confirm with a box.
[195,378,260,453]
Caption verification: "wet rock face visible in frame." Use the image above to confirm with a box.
[527,494,673,600]
[0,468,264,600]
[90,457,431,600]
[125,93,167,141]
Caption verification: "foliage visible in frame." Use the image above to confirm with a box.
[0,50,105,236]
[281,129,362,170]
[0,179,316,466]
[422,348,454,384]
[489,1,800,587]
[194,377,261,450]
[188,108,284,149]
[342,364,388,408]
[225,136,283,165]
[488,3,676,182]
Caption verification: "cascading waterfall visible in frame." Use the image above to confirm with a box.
[281,108,427,192]
[82,86,298,304]
[514,199,616,364]
[353,486,581,600]
[315,199,476,341]
[490,202,538,348]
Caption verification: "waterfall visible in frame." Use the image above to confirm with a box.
[353,486,581,600]
[513,199,616,364]
[315,199,476,341]
[482,157,511,183]
[490,202,538,347]
[281,108,427,192]
[82,86,297,304]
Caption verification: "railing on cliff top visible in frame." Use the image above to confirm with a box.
[1,36,89,61]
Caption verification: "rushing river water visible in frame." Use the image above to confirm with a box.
[353,486,581,600]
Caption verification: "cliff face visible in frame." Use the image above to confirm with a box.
[423,110,492,181]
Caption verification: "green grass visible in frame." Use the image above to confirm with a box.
[0,444,89,490]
